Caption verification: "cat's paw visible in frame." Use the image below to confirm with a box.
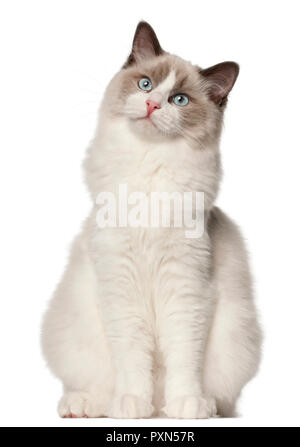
[58,392,105,418]
[107,394,154,419]
[164,395,217,419]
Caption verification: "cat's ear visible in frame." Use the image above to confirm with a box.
[124,21,164,68]
[200,62,239,106]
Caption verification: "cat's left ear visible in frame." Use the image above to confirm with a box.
[124,21,164,68]
[200,62,239,106]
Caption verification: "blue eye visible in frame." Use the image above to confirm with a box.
[173,94,189,106]
[138,78,152,91]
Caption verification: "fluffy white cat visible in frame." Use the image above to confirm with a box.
[42,22,262,419]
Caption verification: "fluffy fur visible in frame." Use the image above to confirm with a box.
[42,22,262,419]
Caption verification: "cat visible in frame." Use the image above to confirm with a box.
[41,21,262,419]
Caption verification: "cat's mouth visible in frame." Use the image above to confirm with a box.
[136,115,157,128]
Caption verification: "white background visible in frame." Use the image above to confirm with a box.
[0,0,299,427]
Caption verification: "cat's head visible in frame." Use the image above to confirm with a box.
[105,22,239,145]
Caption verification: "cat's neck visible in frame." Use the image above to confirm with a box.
[85,116,221,208]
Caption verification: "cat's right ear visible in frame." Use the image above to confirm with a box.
[123,21,164,68]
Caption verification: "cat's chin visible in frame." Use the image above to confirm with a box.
[129,116,170,140]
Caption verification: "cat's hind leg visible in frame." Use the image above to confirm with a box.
[41,235,114,418]
[203,207,262,417]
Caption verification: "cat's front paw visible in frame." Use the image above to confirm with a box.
[164,395,217,419]
[107,394,154,419]
[58,392,105,418]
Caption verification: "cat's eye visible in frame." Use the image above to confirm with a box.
[138,78,152,92]
[172,94,189,106]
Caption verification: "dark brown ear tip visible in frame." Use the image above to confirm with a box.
[223,61,240,76]
[135,21,156,34]
[136,20,151,27]
[231,61,239,71]
[200,61,239,77]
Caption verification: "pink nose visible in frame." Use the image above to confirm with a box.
[146,100,161,117]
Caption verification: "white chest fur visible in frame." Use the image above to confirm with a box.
[85,116,220,210]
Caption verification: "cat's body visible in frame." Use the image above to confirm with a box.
[42,23,261,418]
